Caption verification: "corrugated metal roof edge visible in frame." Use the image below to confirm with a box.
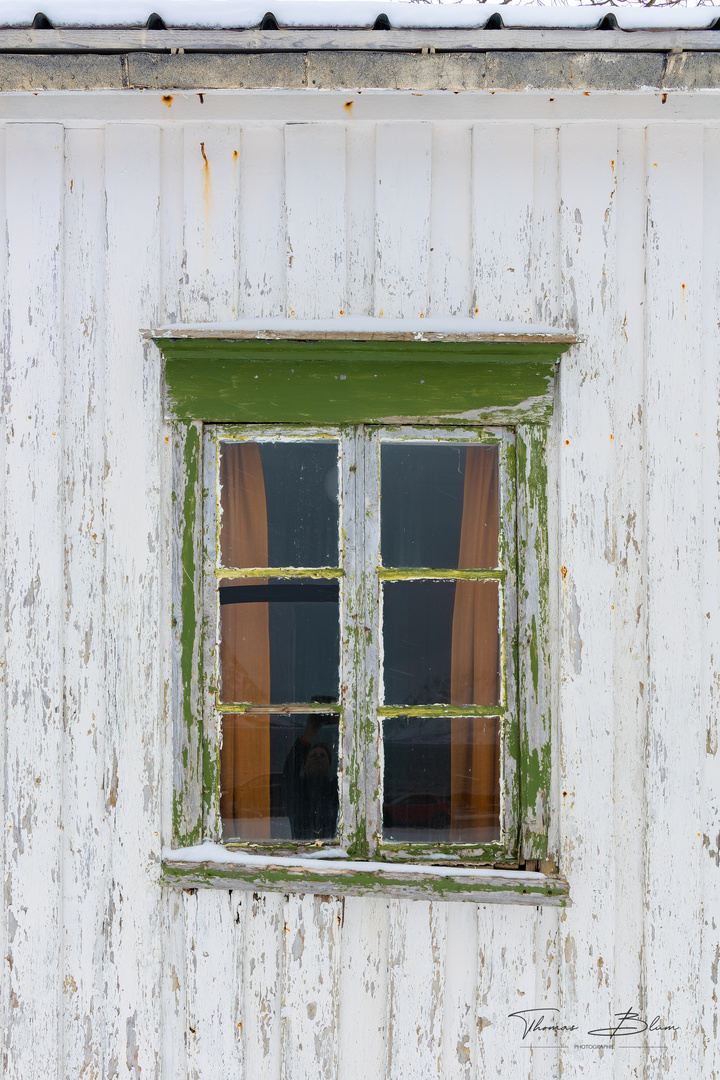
[1,2,720,33]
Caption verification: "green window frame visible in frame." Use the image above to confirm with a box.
[158,326,570,904]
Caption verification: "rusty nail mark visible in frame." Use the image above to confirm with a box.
[197,93,204,104]
[200,141,208,166]
[662,93,668,104]
[162,95,173,107]
[344,100,353,111]
[233,149,238,160]
[561,566,567,579]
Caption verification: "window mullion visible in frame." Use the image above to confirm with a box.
[358,426,381,858]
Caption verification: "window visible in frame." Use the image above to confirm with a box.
[159,322,570,900]
[209,425,517,864]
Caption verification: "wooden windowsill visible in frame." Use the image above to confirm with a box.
[161,843,570,906]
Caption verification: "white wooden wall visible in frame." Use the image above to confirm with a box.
[0,95,718,1079]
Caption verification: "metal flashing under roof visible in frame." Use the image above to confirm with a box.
[1,1,720,54]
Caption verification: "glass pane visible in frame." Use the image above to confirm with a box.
[383,580,500,706]
[220,440,339,568]
[220,578,340,704]
[382,716,500,843]
[381,443,498,569]
[221,712,339,841]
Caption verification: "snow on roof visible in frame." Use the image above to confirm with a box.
[0,1,718,32]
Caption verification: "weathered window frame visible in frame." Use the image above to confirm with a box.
[158,324,570,904]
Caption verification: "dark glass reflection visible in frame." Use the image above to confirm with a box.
[381,443,498,569]
[220,578,340,704]
[221,712,339,841]
[220,440,339,568]
[382,716,500,843]
[382,580,500,706]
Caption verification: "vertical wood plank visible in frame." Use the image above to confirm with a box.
[474,905,541,1079]
[610,123,649,1056]
[103,122,165,1079]
[61,125,109,1080]
[238,125,286,318]
[345,122,375,317]
[2,122,64,1080]
[644,123,705,1080]
[374,122,432,318]
[181,122,240,322]
[386,900,447,1080]
[285,123,346,319]
[242,891,284,1080]
[281,894,342,1080]
[700,122,720,1080]
[159,125,186,327]
[472,124,534,323]
[531,125,561,329]
[161,889,188,1080]
[0,123,8,1067]
[556,121,619,1069]
[184,890,244,1079]
[337,897,390,1080]
[428,123,472,317]
[439,904,477,1080]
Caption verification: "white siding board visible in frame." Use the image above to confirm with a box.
[474,905,551,1078]
[242,891,284,1080]
[345,122,375,316]
[3,122,65,1080]
[184,890,244,1079]
[103,123,164,1079]
[610,123,649,1057]
[161,890,189,1080]
[0,123,7,1068]
[285,123,346,319]
[472,123,534,323]
[160,125,186,328]
[181,123,240,323]
[386,900,447,1080]
[374,122,432,318]
[556,122,619,1058]
[531,125,561,329]
[439,903,477,1080]
[644,123,705,1078]
[337,897,390,1080]
[238,125,286,318]
[428,123,472,317]
[61,125,109,1080]
[281,894,342,1080]
[700,124,720,1080]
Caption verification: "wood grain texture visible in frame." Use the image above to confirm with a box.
[103,123,165,1079]
[238,125,287,318]
[3,122,64,1080]
[644,122,705,1079]
[557,120,620,1069]
[285,123,346,319]
[61,124,109,1080]
[375,121,432,318]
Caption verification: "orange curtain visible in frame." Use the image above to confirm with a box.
[219,443,271,838]
[450,447,501,842]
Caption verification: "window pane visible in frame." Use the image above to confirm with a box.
[382,580,500,706]
[220,440,339,568]
[221,712,339,842]
[382,716,500,843]
[381,443,498,569]
[219,578,340,704]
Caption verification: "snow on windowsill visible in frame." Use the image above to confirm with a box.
[162,841,548,881]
